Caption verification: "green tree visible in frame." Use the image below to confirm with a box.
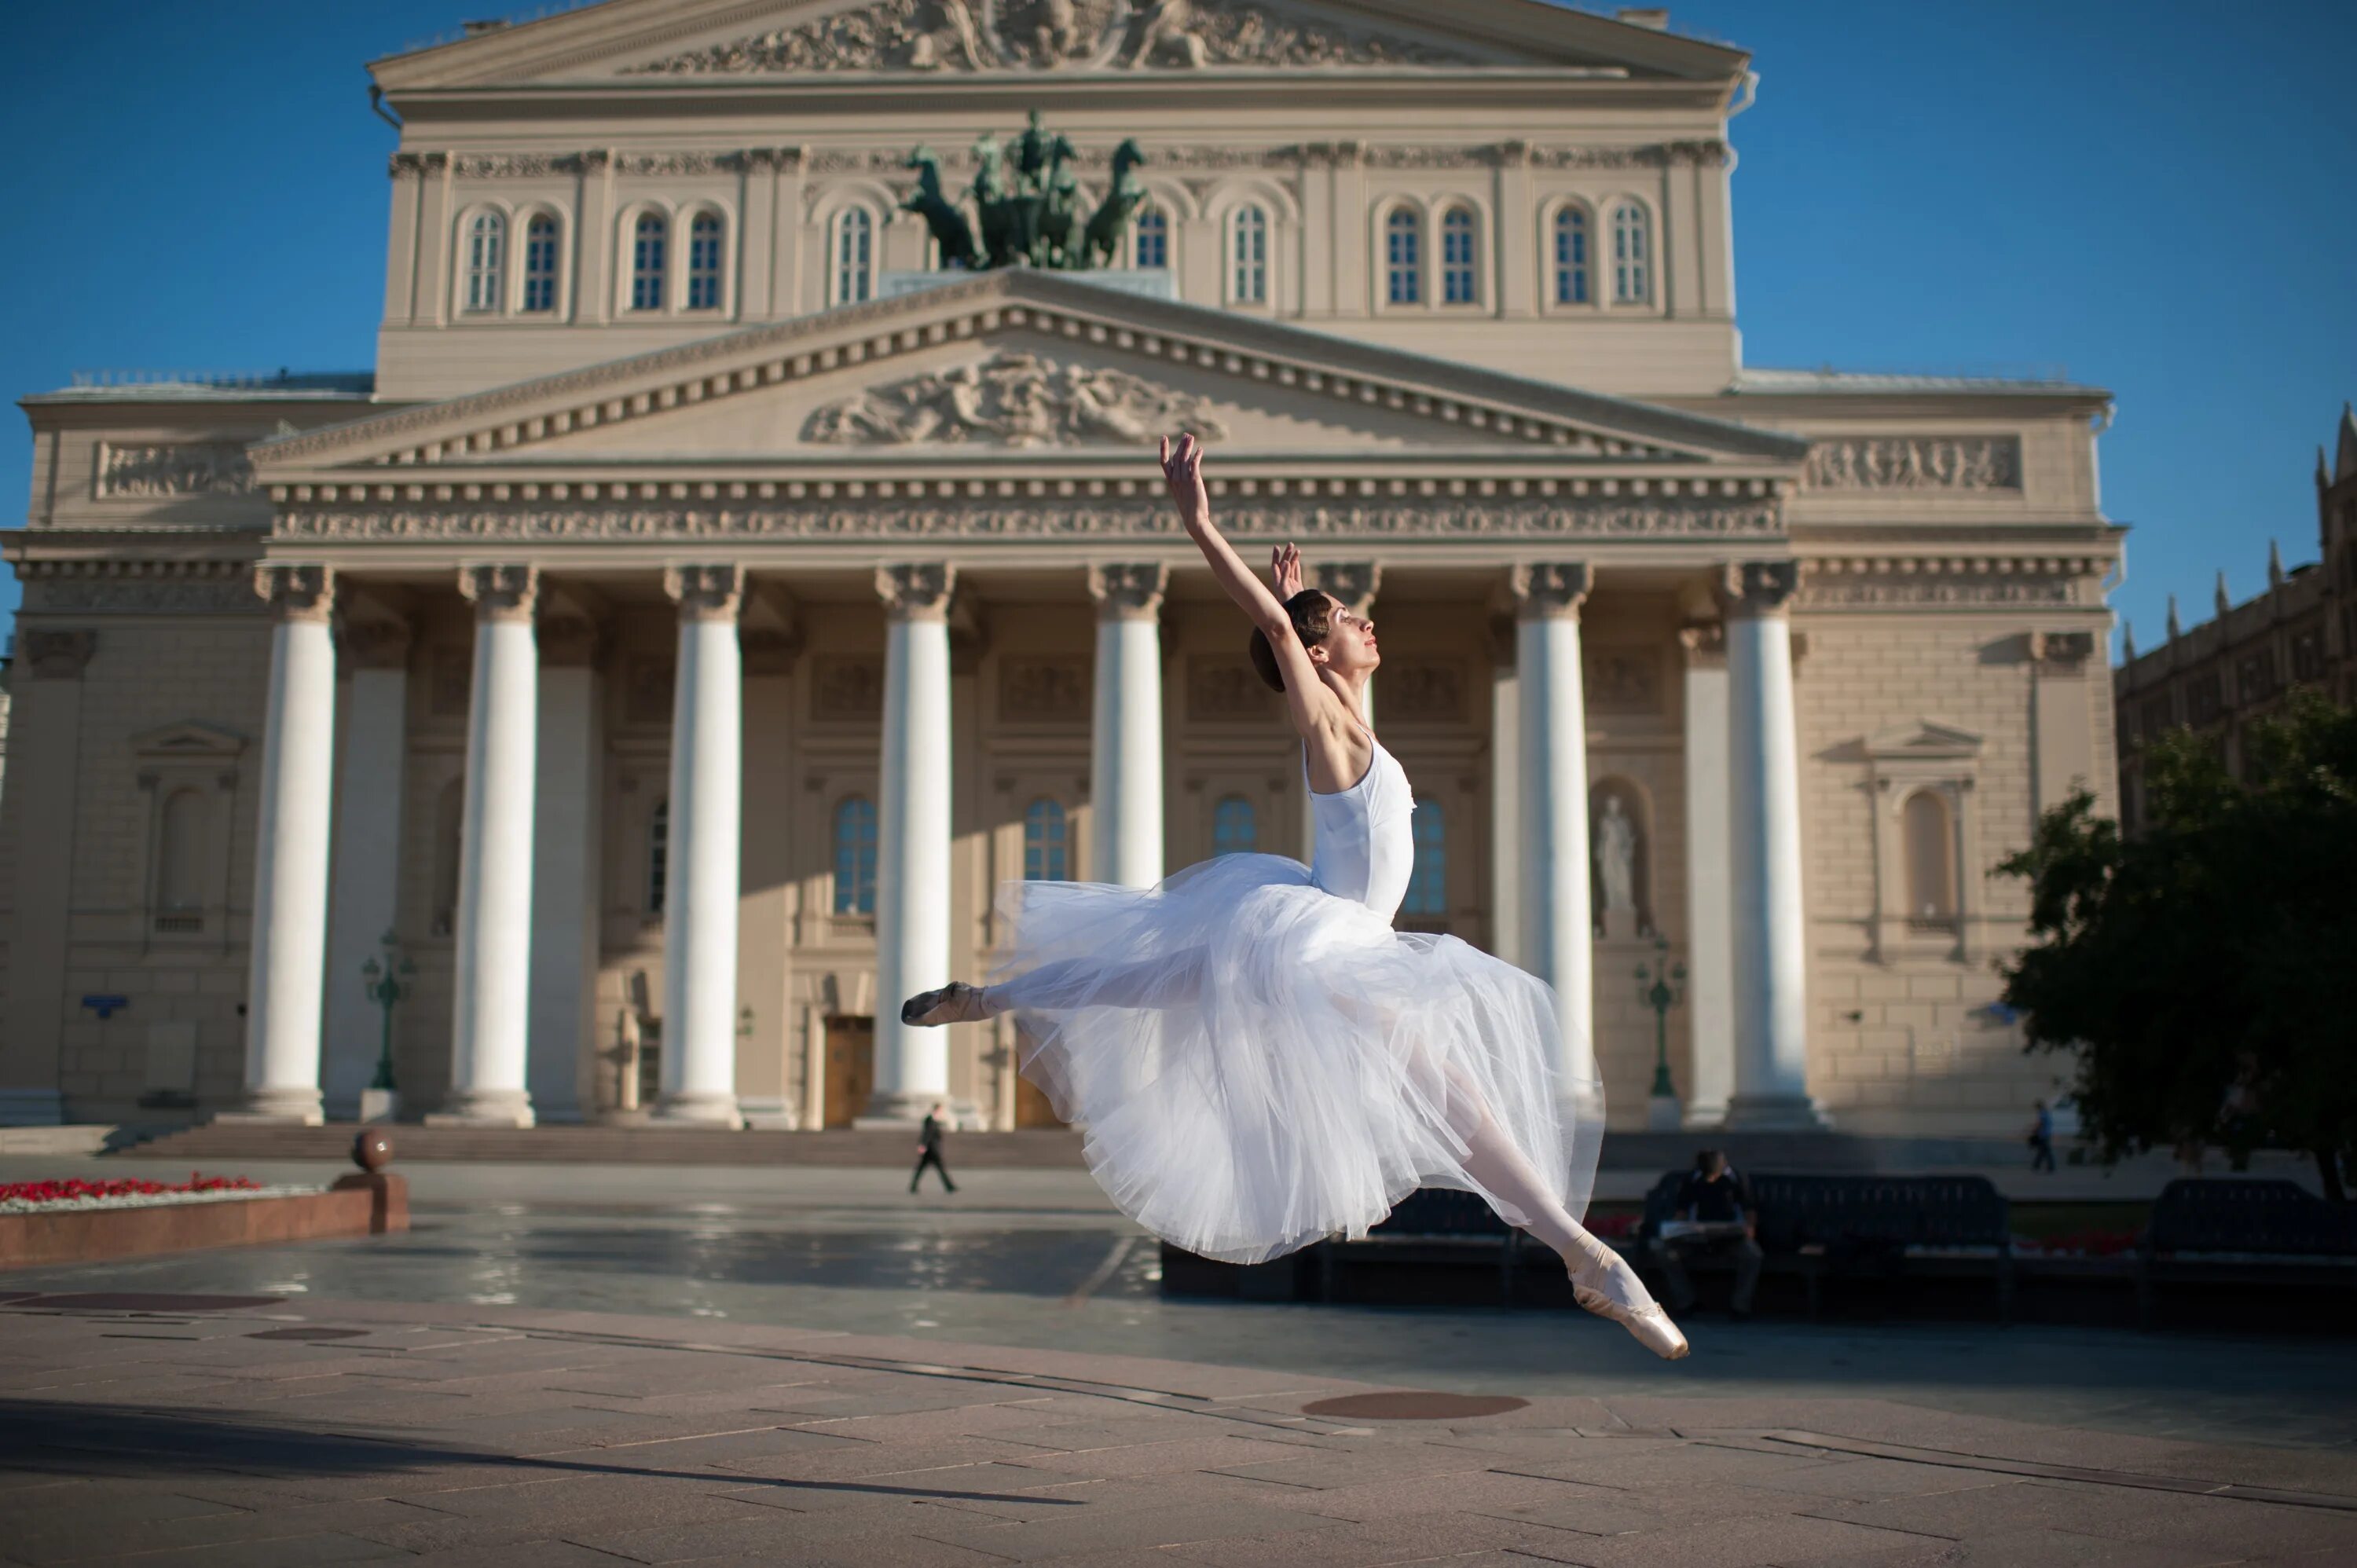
[1998,688,2357,1201]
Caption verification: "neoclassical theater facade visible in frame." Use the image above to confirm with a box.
[0,0,2123,1135]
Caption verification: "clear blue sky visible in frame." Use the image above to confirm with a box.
[2,1,2352,661]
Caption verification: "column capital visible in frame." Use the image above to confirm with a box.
[1719,560,1801,617]
[255,564,336,624]
[1677,620,1726,665]
[22,628,97,680]
[1310,560,1380,614]
[459,564,539,623]
[1087,562,1168,621]
[1510,562,1592,620]
[664,564,745,623]
[877,562,956,621]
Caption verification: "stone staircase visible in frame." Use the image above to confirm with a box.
[115,1122,1091,1167]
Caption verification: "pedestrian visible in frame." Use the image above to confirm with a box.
[1656,1149,1764,1321]
[900,433,1685,1360]
[2028,1099,2056,1173]
[911,1101,957,1193]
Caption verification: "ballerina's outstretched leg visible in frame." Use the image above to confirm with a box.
[1434,1057,1688,1360]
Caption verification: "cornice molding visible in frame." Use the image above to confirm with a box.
[1796,554,2112,610]
[270,496,1783,544]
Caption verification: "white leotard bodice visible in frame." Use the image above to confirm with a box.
[1307,738,1416,921]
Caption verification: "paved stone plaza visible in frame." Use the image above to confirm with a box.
[4,1159,2356,1566]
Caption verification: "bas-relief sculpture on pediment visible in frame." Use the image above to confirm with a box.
[806,350,1229,447]
[620,0,1482,75]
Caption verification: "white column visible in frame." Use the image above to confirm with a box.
[235,566,339,1124]
[865,563,955,1125]
[321,611,410,1119]
[1679,622,1733,1128]
[434,565,540,1127]
[654,566,746,1126]
[527,606,603,1123]
[1087,563,1168,888]
[1512,563,1600,1114]
[1723,562,1826,1128]
[1488,644,1519,967]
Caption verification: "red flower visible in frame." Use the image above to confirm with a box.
[0,1173,262,1206]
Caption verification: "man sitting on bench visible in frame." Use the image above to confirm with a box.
[1659,1149,1763,1321]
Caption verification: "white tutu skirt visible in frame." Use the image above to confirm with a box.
[991,852,1604,1265]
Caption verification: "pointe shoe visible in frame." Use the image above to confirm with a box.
[900,982,993,1028]
[1570,1252,1691,1361]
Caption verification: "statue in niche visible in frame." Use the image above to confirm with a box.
[1590,785,1650,941]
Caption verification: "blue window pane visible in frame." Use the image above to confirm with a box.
[522,216,559,312]
[1135,206,1168,269]
[1442,209,1476,304]
[1402,800,1446,917]
[1386,210,1420,305]
[631,214,666,311]
[1023,798,1069,882]
[687,212,723,310]
[1554,208,1589,305]
[1212,796,1257,857]
[833,797,878,915]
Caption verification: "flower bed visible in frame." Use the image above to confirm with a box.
[0,1173,312,1217]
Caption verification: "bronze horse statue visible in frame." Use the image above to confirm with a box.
[1080,138,1150,269]
[902,147,981,271]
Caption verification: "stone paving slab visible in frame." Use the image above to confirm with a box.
[2,1293,2354,1568]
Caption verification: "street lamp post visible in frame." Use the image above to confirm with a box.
[359,930,416,1125]
[1635,935,1686,1132]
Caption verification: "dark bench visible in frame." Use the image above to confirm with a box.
[1316,1186,1522,1306]
[1639,1171,2014,1321]
[2136,1179,2357,1328]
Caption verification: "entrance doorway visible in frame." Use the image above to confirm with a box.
[822,1016,874,1128]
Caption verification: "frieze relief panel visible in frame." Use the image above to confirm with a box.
[619,0,1481,75]
[275,498,1783,543]
[16,561,259,616]
[1795,556,2108,610]
[998,656,1089,720]
[1803,437,2022,493]
[97,442,255,498]
[1582,647,1664,715]
[1379,661,1467,724]
[806,350,1230,448]
[1187,656,1275,720]
[811,655,886,720]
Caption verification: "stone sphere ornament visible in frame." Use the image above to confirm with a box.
[351,1130,394,1172]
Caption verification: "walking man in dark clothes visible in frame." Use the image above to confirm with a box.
[911,1101,957,1193]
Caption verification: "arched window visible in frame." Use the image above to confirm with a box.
[1211,796,1257,857]
[1402,799,1446,917]
[1133,203,1168,269]
[686,211,724,310]
[629,212,667,312]
[1903,791,1957,928]
[1023,798,1069,881]
[647,799,669,916]
[834,208,874,305]
[464,211,505,313]
[154,788,207,932]
[1611,200,1651,305]
[521,214,560,313]
[1552,206,1590,306]
[1384,208,1422,305]
[431,778,465,936]
[833,796,878,915]
[1440,206,1479,305]
[1231,204,1267,304]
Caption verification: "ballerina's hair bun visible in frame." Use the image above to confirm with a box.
[1248,589,1336,693]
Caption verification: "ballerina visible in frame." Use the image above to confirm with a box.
[903,432,1687,1358]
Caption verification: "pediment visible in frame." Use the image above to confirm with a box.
[372,0,1746,90]
[254,270,1805,483]
[132,722,248,760]
[1864,719,1983,762]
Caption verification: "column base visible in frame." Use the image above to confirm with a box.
[1681,1099,1730,1131]
[649,1092,743,1128]
[1721,1093,1831,1132]
[357,1088,400,1125]
[423,1089,535,1129]
[1646,1094,1684,1132]
[739,1096,800,1131]
[0,1089,67,1127]
[215,1087,325,1126]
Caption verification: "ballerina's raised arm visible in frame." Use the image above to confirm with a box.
[1159,432,1372,794]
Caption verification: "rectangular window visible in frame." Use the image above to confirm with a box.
[522,219,559,313]
[687,215,723,310]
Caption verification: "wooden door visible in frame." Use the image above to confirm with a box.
[822,1016,874,1128]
